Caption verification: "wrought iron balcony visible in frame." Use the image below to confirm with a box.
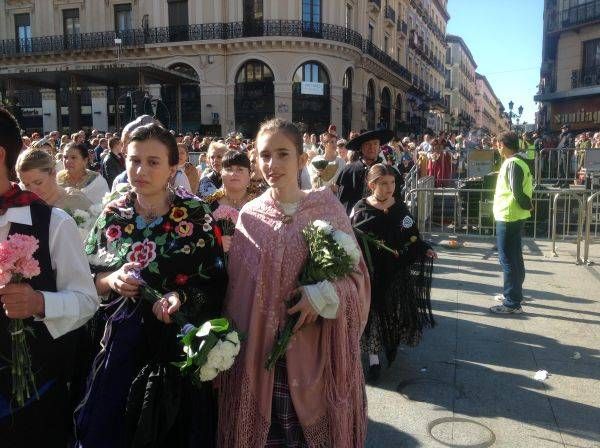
[571,65,600,89]
[547,0,600,32]
[363,40,412,82]
[384,6,396,27]
[1,20,412,84]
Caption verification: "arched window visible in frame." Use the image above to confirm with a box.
[342,68,353,138]
[292,61,331,133]
[366,80,375,130]
[380,87,391,129]
[161,63,201,132]
[235,60,275,138]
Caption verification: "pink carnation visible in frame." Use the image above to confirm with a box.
[15,257,41,279]
[0,234,41,284]
[212,205,239,223]
[0,270,12,286]
[6,234,39,259]
[0,245,19,267]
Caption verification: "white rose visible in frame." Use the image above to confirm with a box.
[333,230,361,266]
[312,220,333,235]
[198,364,219,382]
[218,340,238,362]
[73,209,91,221]
[219,354,236,371]
[225,331,240,345]
[206,342,226,370]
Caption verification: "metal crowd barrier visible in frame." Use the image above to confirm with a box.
[584,191,600,265]
[407,186,599,265]
[550,191,584,264]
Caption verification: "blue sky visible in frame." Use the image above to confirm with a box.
[446,0,543,124]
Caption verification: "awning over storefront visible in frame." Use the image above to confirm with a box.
[0,62,198,90]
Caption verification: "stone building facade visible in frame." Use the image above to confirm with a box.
[475,73,504,135]
[535,0,600,133]
[0,0,451,138]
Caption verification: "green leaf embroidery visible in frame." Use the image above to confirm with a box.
[154,233,168,246]
[148,261,160,274]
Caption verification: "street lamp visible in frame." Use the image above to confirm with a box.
[507,101,523,132]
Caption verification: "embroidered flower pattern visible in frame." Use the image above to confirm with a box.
[127,239,157,268]
[170,207,188,222]
[402,216,414,229]
[106,224,122,242]
[176,221,194,238]
[85,188,225,294]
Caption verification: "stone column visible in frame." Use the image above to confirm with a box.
[40,89,58,133]
[90,87,108,132]
[330,84,343,134]
[274,82,292,122]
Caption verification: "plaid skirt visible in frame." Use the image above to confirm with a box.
[265,359,308,448]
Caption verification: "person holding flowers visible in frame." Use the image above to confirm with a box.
[351,163,437,383]
[204,150,255,255]
[75,123,227,448]
[0,108,98,447]
[218,118,370,448]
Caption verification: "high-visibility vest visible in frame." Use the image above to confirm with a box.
[493,156,533,222]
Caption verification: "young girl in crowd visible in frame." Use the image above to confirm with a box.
[218,119,371,447]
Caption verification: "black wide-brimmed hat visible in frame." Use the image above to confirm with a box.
[346,129,395,151]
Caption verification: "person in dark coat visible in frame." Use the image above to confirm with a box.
[101,137,125,188]
[335,129,404,215]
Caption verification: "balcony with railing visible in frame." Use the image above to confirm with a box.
[571,65,600,89]
[384,5,396,27]
[547,0,600,32]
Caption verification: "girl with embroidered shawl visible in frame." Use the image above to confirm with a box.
[351,163,436,383]
[218,119,371,448]
[74,124,227,448]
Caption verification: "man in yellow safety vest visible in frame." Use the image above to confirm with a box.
[490,131,533,314]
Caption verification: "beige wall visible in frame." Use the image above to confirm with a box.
[556,24,600,92]
[0,0,455,134]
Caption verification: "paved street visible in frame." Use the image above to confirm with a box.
[366,238,600,448]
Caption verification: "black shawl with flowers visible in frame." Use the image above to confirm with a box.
[351,199,434,359]
[78,187,227,447]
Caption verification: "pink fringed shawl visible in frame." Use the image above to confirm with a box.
[218,188,371,448]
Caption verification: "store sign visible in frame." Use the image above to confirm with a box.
[551,97,600,132]
[301,82,324,96]
[467,150,494,178]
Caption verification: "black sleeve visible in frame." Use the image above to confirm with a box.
[507,161,532,211]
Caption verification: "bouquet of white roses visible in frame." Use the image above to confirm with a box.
[176,318,242,383]
[264,220,360,370]
[67,204,103,241]
[130,269,242,384]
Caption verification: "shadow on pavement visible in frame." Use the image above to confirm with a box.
[366,419,420,447]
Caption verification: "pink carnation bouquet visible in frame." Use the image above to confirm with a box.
[0,234,41,408]
[212,205,239,236]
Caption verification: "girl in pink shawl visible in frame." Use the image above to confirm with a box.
[218,119,371,448]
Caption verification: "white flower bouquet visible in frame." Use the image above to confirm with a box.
[176,318,242,383]
[264,219,360,370]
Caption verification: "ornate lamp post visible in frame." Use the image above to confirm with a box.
[507,100,523,132]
